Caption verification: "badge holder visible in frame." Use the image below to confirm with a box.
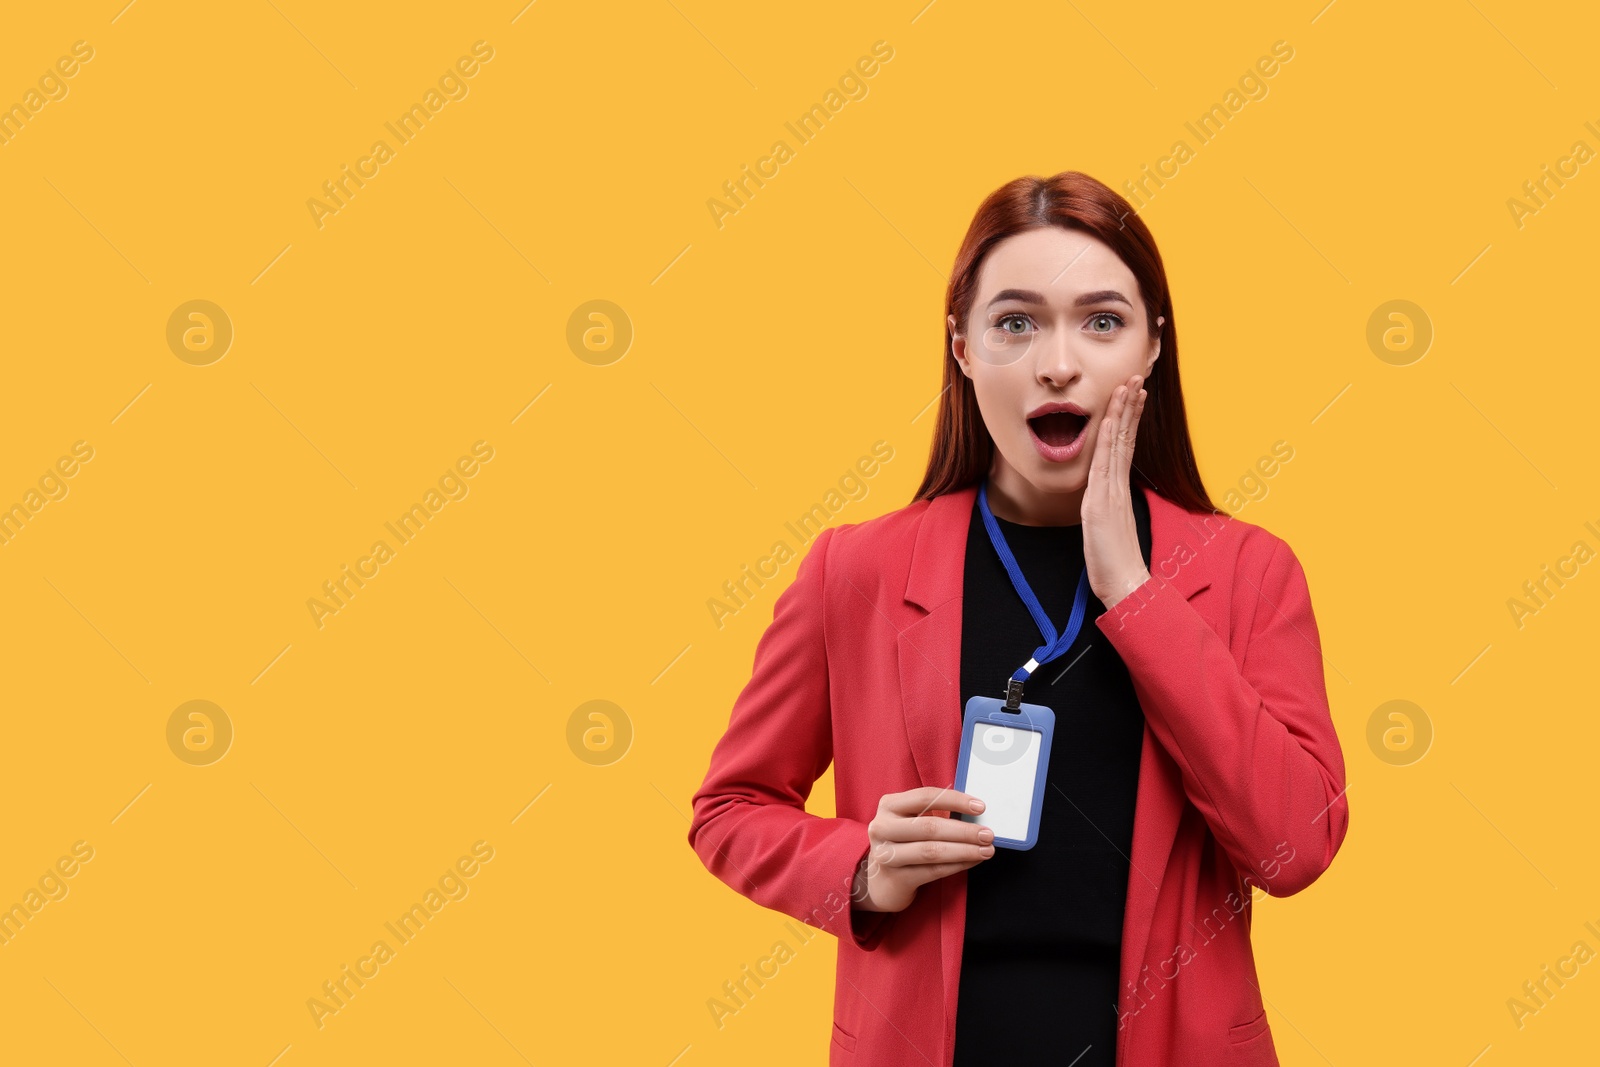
[953,686,1056,851]
[957,478,1084,852]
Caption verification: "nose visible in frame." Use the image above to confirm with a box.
[1034,325,1080,387]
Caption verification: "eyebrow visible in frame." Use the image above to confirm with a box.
[986,288,1135,310]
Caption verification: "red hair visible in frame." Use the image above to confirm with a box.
[912,171,1217,515]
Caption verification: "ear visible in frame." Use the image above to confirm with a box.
[948,313,974,379]
[1145,315,1165,374]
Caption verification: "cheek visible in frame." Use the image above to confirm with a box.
[1083,373,1125,419]
[971,375,1025,435]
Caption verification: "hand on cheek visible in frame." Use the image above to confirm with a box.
[1083,373,1151,609]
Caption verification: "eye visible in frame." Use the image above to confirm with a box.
[1087,312,1125,334]
[995,313,1033,335]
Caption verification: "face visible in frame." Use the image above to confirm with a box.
[948,226,1163,511]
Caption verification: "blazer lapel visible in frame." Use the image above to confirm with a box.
[896,483,1217,1060]
[898,486,974,793]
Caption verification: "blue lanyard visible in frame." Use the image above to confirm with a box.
[977,480,1091,707]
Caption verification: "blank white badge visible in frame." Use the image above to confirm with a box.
[960,722,1042,843]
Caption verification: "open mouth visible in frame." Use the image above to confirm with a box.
[1027,411,1089,448]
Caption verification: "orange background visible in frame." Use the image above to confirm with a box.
[1,1,1597,1064]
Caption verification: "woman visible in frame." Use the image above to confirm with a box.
[687,171,1350,1067]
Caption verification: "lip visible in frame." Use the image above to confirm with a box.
[1026,400,1089,419]
[1025,401,1091,463]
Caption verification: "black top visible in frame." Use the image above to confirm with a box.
[952,483,1153,1066]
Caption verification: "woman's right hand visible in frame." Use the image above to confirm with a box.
[851,787,996,914]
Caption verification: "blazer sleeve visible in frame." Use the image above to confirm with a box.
[687,524,892,950]
[1094,533,1350,896]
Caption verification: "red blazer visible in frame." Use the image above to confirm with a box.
[688,483,1350,1066]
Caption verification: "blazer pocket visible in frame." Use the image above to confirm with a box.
[1228,1008,1269,1044]
[831,1020,857,1053]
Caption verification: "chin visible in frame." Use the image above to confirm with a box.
[1040,473,1088,494]
[1017,461,1086,494]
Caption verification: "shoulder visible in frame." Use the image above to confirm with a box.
[1145,487,1309,589]
[801,493,939,593]
[827,494,934,555]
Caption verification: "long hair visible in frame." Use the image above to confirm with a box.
[912,171,1217,515]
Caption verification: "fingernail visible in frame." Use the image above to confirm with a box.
[971,799,985,812]
[978,828,994,842]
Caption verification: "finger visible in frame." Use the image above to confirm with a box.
[1127,381,1147,453]
[1118,378,1138,468]
[1117,375,1144,464]
[1095,412,1114,491]
[907,859,990,887]
[1096,386,1124,482]
[875,812,995,846]
[882,787,984,819]
[882,838,994,871]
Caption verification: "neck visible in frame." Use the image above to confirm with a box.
[985,457,1085,526]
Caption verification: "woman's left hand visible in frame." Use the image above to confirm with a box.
[1083,373,1152,609]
